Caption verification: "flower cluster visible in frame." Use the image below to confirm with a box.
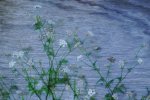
[88,89,96,97]
[9,51,25,68]
[6,16,147,100]
[12,51,24,58]
[58,39,67,47]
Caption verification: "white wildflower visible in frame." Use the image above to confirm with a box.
[86,31,94,36]
[58,39,67,47]
[112,94,118,100]
[137,58,143,64]
[9,60,16,68]
[77,55,83,61]
[36,81,43,90]
[88,89,96,97]
[34,5,42,9]
[12,51,24,58]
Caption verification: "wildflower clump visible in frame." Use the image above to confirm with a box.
[6,16,147,100]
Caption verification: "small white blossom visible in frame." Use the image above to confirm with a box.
[36,81,43,90]
[9,60,16,68]
[137,58,143,64]
[58,39,67,47]
[77,55,83,61]
[86,31,94,36]
[112,94,118,100]
[88,89,96,97]
[12,51,24,58]
[34,5,42,9]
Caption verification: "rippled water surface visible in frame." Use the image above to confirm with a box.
[0,0,150,99]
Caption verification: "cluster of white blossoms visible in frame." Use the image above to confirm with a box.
[58,39,67,47]
[36,80,43,90]
[84,89,96,100]
[88,89,96,97]
[9,51,24,68]
[112,94,118,100]
[137,58,143,64]
[12,51,24,58]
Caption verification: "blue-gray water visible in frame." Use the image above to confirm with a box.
[0,0,150,99]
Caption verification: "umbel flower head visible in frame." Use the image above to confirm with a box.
[12,51,24,58]
[112,94,118,100]
[88,89,96,97]
[58,39,67,47]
